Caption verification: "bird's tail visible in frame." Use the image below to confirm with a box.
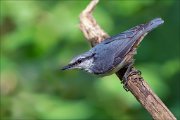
[144,18,164,33]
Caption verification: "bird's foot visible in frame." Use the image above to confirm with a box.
[121,66,141,91]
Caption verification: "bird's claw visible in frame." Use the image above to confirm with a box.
[122,68,142,91]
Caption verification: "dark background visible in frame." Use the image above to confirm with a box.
[1,0,180,119]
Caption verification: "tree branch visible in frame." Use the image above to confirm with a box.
[79,0,176,120]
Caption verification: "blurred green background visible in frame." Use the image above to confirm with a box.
[0,0,180,119]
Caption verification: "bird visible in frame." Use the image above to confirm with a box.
[62,18,164,77]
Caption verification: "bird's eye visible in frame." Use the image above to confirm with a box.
[77,59,82,63]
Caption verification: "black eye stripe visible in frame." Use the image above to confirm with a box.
[71,53,95,66]
[71,58,83,66]
[77,59,82,63]
[76,58,85,64]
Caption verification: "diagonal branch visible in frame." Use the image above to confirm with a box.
[79,0,176,120]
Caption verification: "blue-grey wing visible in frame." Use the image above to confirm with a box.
[103,25,144,67]
[112,38,135,67]
[91,27,142,74]
[91,46,115,74]
[91,37,137,74]
[101,24,144,44]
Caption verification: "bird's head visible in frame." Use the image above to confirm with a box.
[61,51,95,73]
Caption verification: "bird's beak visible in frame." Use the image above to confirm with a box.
[61,64,72,70]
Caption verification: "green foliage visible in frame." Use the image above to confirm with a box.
[0,0,179,120]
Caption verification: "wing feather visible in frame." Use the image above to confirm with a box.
[91,24,145,74]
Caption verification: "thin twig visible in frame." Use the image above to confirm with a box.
[79,0,176,120]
